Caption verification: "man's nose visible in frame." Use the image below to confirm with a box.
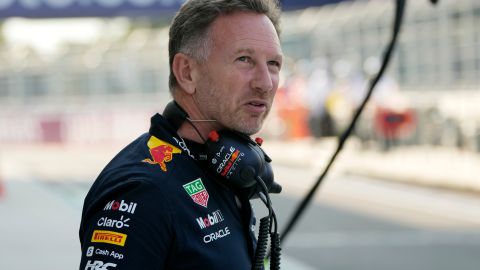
[251,63,274,93]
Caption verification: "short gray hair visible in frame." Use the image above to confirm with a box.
[168,0,281,92]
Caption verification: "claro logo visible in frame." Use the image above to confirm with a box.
[103,200,137,214]
[97,215,130,229]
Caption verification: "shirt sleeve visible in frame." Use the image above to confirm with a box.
[79,180,174,270]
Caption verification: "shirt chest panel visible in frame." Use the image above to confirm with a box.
[165,169,254,270]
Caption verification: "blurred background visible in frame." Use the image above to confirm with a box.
[1,0,480,269]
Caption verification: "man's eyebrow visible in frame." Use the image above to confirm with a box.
[234,48,283,59]
[234,48,255,55]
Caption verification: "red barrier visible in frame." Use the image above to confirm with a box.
[374,107,416,140]
[40,118,64,143]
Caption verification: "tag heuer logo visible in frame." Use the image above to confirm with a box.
[183,178,209,208]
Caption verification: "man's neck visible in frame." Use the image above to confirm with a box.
[177,123,207,144]
[173,97,219,143]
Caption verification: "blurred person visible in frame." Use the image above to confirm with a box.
[78,0,283,269]
[305,58,335,137]
[274,60,310,138]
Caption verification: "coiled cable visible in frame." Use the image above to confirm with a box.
[253,176,280,270]
[269,232,281,270]
[253,216,270,270]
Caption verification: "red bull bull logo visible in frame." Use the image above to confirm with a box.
[142,136,181,172]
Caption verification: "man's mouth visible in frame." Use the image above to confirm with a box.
[245,100,268,113]
[248,101,266,107]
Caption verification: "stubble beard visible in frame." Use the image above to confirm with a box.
[198,93,268,135]
[233,111,268,135]
[195,79,269,136]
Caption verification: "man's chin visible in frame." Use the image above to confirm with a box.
[224,115,265,135]
[235,122,263,135]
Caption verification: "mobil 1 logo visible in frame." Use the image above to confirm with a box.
[103,199,137,214]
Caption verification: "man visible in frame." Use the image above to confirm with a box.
[79,0,283,269]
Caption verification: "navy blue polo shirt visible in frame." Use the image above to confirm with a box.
[79,114,257,270]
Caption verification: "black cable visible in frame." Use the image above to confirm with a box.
[280,0,407,244]
[186,118,207,143]
[253,216,270,270]
[255,176,279,233]
[269,232,281,270]
[253,176,281,270]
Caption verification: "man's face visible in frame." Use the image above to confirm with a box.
[191,12,283,135]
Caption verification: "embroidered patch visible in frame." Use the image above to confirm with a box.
[143,136,181,172]
[183,178,209,208]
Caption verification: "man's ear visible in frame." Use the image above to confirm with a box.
[172,53,196,95]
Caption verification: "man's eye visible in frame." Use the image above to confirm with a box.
[237,56,250,62]
[268,61,281,68]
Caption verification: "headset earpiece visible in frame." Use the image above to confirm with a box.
[204,130,281,197]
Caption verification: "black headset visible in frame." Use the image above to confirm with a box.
[162,100,282,198]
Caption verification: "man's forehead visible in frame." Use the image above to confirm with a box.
[210,12,281,52]
[235,32,281,46]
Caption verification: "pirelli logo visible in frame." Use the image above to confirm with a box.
[91,230,127,246]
